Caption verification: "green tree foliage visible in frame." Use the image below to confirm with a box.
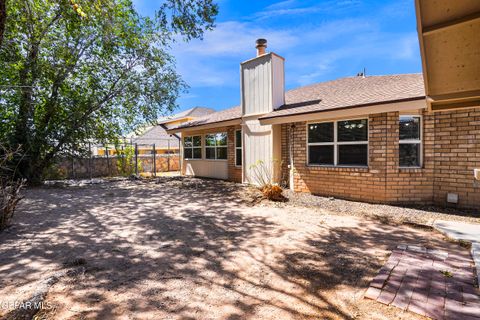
[0,0,218,183]
[0,0,5,47]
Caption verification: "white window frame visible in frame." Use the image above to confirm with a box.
[307,118,369,167]
[399,115,422,168]
[205,132,228,161]
[235,129,242,167]
[183,135,202,160]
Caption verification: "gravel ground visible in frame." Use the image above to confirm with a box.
[262,189,480,226]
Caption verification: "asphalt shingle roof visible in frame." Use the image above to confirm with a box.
[173,106,242,129]
[171,74,426,129]
[129,125,179,149]
[262,73,425,119]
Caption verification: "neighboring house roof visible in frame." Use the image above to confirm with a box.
[157,106,216,125]
[127,107,215,149]
[129,125,180,149]
[261,73,425,120]
[172,106,242,130]
[170,74,425,131]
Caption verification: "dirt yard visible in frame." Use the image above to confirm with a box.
[0,178,476,320]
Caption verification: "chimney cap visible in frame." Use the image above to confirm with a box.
[256,38,267,47]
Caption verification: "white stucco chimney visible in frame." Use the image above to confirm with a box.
[240,39,285,116]
[240,40,285,186]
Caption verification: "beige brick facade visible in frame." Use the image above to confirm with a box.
[281,108,480,209]
[180,108,479,209]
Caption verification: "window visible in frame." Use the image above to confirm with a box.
[399,116,421,167]
[184,135,202,159]
[308,119,368,166]
[205,132,227,160]
[235,130,242,166]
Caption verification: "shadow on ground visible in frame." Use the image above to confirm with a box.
[0,177,471,320]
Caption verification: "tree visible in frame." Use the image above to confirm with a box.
[0,0,5,47]
[0,0,218,183]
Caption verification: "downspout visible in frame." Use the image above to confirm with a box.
[289,123,295,190]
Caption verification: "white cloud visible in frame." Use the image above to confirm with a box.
[172,21,300,57]
[255,0,362,20]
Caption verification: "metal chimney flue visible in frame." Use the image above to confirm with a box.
[256,38,267,56]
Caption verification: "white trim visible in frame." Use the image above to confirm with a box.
[205,132,228,160]
[183,135,203,160]
[306,118,369,167]
[235,129,242,167]
[399,115,423,168]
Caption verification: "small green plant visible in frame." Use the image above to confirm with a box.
[115,145,136,176]
[440,270,453,278]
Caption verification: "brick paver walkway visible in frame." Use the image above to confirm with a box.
[365,245,480,319]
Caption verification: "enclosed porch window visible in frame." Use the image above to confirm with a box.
[205,132,227,160]
[183,135,202,159]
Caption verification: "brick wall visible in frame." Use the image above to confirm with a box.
[284,108,480,209]
[431,109,480,208]
[227,125,243,183]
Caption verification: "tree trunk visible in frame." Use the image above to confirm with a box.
[0,0,5,47]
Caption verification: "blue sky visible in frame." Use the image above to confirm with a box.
[132,0,422,113]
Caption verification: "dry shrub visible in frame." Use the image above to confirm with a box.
[262,184,284,201]
[0,145,25,231]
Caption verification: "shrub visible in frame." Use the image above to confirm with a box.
[115,145,136,176]
[248,159,286,201]
[0,146,25,231]
[262,184,284,201]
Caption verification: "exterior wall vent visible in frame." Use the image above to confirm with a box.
[446,193,459,204]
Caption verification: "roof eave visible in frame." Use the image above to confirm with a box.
[259,97,427,125]
[167,118,242,134]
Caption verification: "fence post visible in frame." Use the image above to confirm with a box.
[71,156,75,179]
[105,146,110,177]
[153,144,156,177]
[135,143,138,176]
[89,141,92,180]
[167,139,170,172]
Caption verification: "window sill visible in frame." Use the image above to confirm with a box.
[306,164,369,172]
[399,167,423,173]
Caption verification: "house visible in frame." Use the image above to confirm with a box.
[96,107,215,156]
[168,39,480,209]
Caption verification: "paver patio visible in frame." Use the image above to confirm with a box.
[365,244,480,320]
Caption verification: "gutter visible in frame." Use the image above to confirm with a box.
[259,96,427,125]
[166,118,242,134]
